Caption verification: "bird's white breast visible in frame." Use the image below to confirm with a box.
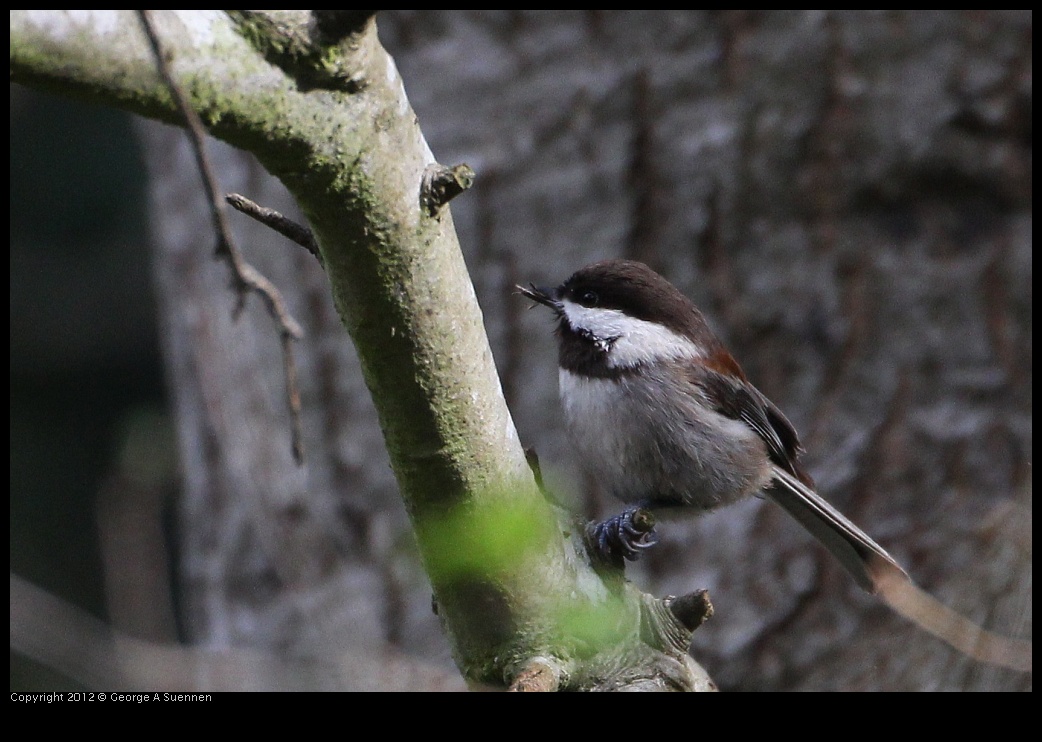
[558,366,769,509]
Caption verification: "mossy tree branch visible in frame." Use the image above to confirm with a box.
[11,9,712,690]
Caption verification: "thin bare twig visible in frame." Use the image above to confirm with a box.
[138,10,306,464]
[226,192,323,266]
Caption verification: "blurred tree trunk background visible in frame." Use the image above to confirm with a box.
[11,10,1031,691]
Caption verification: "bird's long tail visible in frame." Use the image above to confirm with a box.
[768,466,1031,673]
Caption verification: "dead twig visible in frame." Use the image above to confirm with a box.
[138,10,306,464]
[226,192,323,266]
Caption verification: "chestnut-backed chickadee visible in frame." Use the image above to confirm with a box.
[520,258,1030,671]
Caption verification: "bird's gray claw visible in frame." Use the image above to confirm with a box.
[588,507,658,564]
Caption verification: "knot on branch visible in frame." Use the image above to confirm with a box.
[421,163,476,216]
[508,656,565,692]
[666,589,714,632]
[227,10,374,92]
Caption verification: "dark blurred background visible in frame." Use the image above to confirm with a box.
[10,90,167,688]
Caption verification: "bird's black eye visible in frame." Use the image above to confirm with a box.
[578,290,599,307]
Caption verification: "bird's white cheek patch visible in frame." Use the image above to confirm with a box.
[560,300,704,368]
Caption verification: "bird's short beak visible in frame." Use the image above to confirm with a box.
[516,283,561,312]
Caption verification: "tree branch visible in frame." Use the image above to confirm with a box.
[11,10,712,690]
[226,192,322,265]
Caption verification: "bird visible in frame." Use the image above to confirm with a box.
[519,258,1031,672]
